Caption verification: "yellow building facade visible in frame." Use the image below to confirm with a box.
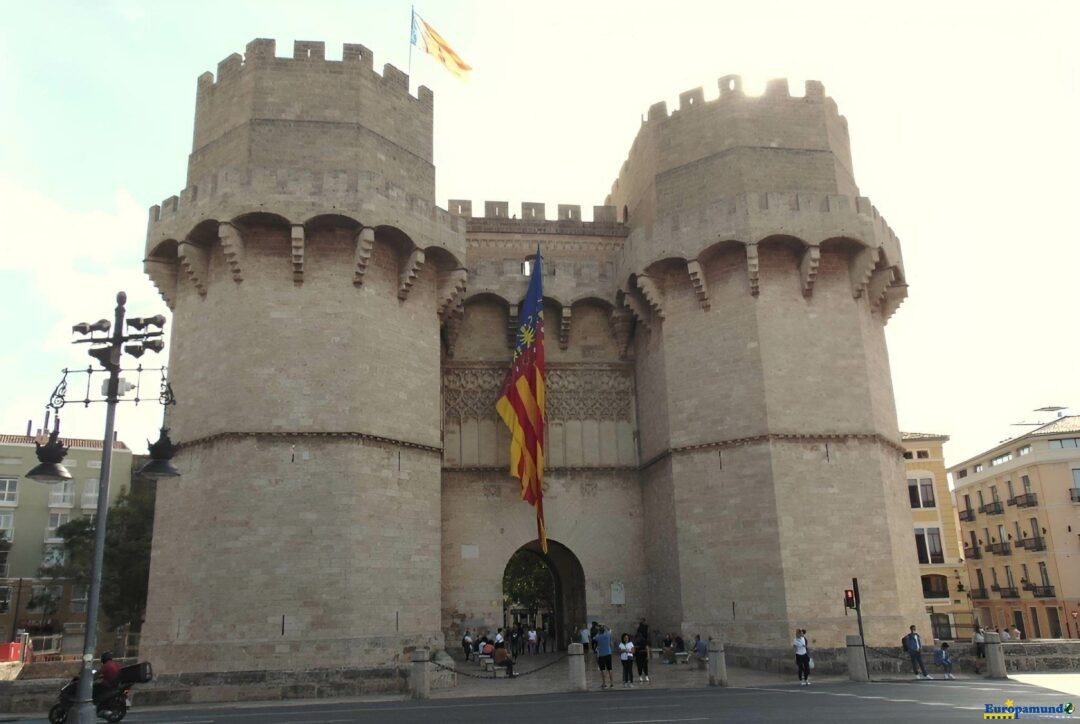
[901,433,974,640]
[949,417,1080,640]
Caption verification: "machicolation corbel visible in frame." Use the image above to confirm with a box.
[745,243,760,296]
[218,222,245,282]
[398,249,425,301]
[636,275,665,320]
[177,242,209,297]
[437,269,468,319]
[291,225,305,284]
[353,227,375,286]
[686,260,710,310]
[799,246,821,297]
[144,259,178,310]
[559,308,571,350]
[608,309,634,360]
[849,246,877,298]
[507,305,519,348]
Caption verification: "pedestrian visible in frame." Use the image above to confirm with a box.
[595,624,614,690]
[618,633,636,688]
[661,633,674,664]
[973,624,986,672]
[527,626,538,654]
[692,634,707,664]
[902,625,932,679]
[539,626,547,653]
[590,621,600,655]
[495,627,505,648]
[634,629,650,683]
[580,624,591,656]
[462,629,473,661]
[998,627,1011,641]
[636,617,649,644]
[494,644,518,678]
[933,641,955,679]
[793,628,810,685]
[1010,625,1022,641]
[510,625,521,657]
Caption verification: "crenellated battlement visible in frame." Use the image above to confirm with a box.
[447,200,627,236]
[609,75,857,228]
[196,39,431,107]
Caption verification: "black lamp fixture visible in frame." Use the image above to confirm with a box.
[138,427,181,480]
[25,417,72,483]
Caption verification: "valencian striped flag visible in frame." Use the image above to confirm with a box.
[410,9,472,79]
[496,249,547,553]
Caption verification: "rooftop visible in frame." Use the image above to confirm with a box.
[901,431,949,442]
[1025,415,1080,437]
[948,415,1080,471]
[0,434,130,452]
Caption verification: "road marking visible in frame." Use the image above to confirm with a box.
[737,685,975,712]
[607,719,710,724]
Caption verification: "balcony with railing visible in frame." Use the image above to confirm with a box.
[1071,488,1080,503]
[969,587,989,600]
[979,501,1005,516]
[998,586,1020,599]
[964,546,983,560]
[987,541,1012,556]
[1018,536,1046,552]
[958,508,976,522]
[1031,585,1056,598]
[1012,493,1038,508]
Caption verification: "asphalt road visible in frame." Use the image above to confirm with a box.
[10,678,1073,723]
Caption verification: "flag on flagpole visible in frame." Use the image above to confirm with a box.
[411,9,472,79]
[496,249,547,553]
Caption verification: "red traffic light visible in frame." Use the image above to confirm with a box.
[844,589,857,609]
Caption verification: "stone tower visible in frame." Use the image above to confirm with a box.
[606,76,923,647]
[140,39,465,673]
[141,39,926,679]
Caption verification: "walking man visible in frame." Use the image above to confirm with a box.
[903,625,932,679]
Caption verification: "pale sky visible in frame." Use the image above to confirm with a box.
[1,0,1078,464]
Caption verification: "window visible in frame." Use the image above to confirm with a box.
[957,469,968,479]
[1014,521,1023,540]
[914,527,944,565]
[521,259,533,276]
[917,450,930,459]
[0,478,17,506]
[974,463,985,473]
[1072,469,1080,489]
[997,524,1007,543]
[1030,517,1039,538]
[0,512,13,543]
[1048,608,1062,638]
[27,585,62,614]
[907,479,920,508]
[1018,445,1031,456]
[49,481,74,507]
[1038,562,1051,587]
[991,485,1000,503]
[0,587,9,613]
[1006,480,1015,499]
[1021,563,1030,583]
[921,574,949,599]
[0,551,8,578]
[1005,565,1015,588]
[1029,607,1042,638]
[919,479,936,507]
[42,545,65,568]
[1022,475,1033,494]
[991,568,1000,587]
[963,494,972,511]
[903,451,914,460]
[991,452,1013,466]
[70,586,87,614]
[1049,438,1080,449]
[977,490,986,508]
[81,479,98,509]
[976,569,986,589]
[45,513,70,542]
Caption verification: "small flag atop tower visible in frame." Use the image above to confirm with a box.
[411,9,472,79]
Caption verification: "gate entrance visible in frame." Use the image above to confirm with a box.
[501,539,586,652]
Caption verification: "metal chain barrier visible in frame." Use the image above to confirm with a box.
[430,653,569,680]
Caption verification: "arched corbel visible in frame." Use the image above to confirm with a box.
[218,222,245,282]
[443,299,464,358]
[609,308,634,360]
[636,275,665,320]
[881,284,908,322]
[353,227,375,286]
[398,249,426,301]
[144,259,178,309]
[849,246,877,298]
[800,245,821,297]
[867,267,896,306]
[291,224,305,284]
[686,260,710,310]
[745,243,760,296]
[177,242,209,296]
[437,268,468,319]
[559,307,572,350]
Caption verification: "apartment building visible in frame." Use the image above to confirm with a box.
[902,433,974,640]
[949,416,1080,639]
[0,433,132,638]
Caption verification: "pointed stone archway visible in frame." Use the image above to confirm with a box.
[502,539,587,651]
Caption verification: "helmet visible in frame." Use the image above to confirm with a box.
[100,652,113,663]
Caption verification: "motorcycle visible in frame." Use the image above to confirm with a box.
[48,662,152,724]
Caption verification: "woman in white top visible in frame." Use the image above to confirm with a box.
[618,633,636,688]
[527,627,538,655]
[793,628,811,685]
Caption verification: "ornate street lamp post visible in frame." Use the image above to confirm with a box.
[26,291,177,724]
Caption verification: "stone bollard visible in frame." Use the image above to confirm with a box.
[984,632,1008,680]
[846,635,869,682]
[410,648,431,699]
[707,639,728,687]
[568,643,587,691]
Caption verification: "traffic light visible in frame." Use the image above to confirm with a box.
[844,589,857,609]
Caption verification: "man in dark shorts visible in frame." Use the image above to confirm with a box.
[590,621,599,654]
[595,624,614,689]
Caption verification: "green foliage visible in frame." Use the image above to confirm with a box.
[502,550,554,614]
[33,486,155,630]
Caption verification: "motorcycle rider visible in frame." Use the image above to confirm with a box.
[96,651,121,698]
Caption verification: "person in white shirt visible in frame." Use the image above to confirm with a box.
[793,628,811,685]
[580,625,591,655]
[1010,626,1022,641]
[618,633,636,688]
[527,627,538,655]
[494,628,505,646]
